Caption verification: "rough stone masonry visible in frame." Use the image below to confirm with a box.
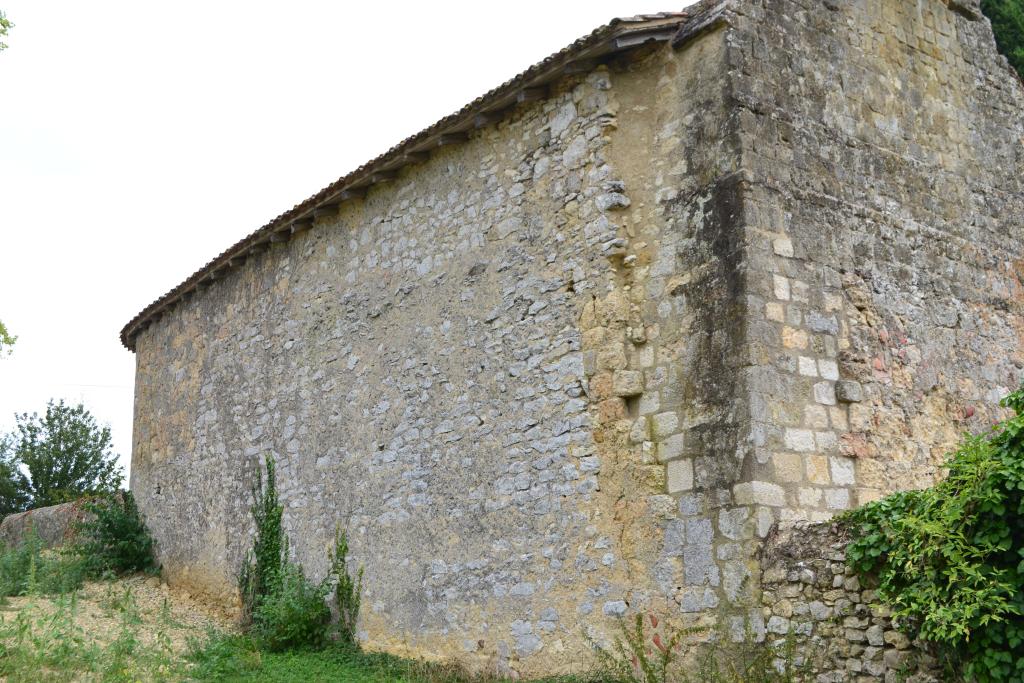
[121,0,1023,676]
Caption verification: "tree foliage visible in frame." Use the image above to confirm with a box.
[841,385,1024,682]
[0,11,12,52]
[7,400,123,509]
[983,0,1024,76]
[0,319,15,357]
[0,436,30,516]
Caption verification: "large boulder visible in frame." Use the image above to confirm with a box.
[0,500,90,549]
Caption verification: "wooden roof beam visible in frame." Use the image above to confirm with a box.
[291,218,314,234]
[313,204,338,219]
[435,132,468,147]
[402,151,430,165]
[517,87,547,103]
[474,110,507,128]
[369,171,397,184]
[563,58,599,75]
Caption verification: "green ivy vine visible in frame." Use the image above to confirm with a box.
[841,385,1024,682]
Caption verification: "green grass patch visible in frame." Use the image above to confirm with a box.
[187,631,600,683]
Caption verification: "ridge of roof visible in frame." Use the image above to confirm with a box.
[119,10,704,351]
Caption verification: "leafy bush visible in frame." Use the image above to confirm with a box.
[74,491,157,576]
[239,456,284,626]
[252,562,332,651]
[841,385,1024,681]
[0,492,156,600]
[982,0,1024,77]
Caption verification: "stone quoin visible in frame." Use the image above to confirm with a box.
[122,0,1023,676]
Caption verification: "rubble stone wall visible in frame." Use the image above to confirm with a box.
[760,522,941,682]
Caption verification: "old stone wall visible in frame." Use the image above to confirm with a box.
[728,0,1024,519]
[760,522,941,682]
[127,0,1024,676]
[131,25,758,675]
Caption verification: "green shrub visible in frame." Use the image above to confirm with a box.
[841,385,1024,681]
[982,0,1024,77]
[74,491,157,576]
[186,631,262,680]
[331,526,363,645]
[252,561,332,652]
[0,491,156,600]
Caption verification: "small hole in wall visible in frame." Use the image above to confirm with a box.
[625,395,640,419]
[155,484,161,495]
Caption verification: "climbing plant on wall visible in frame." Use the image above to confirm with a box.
[841,385,1024,682]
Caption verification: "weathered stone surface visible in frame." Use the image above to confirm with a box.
[125,0,1022,675]
[835,380,863,404]
[0,501,89,550]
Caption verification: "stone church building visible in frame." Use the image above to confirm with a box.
[122,0,1023,675]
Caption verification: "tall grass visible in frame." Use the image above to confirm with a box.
[0,590,182,682]
[0,531,87,598]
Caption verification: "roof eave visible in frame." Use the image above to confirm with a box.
[119,12,698,352]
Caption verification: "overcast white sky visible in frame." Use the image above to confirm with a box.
[0,1,688,479]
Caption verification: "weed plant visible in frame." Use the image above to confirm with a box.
[0,590,182,682]
[589,612,807,683]
[0,530,87,598]
[238,457,365,650]
[187,630,604,683]
[331,524,363,645]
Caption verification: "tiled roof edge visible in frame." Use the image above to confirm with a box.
[119,10,703,351]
